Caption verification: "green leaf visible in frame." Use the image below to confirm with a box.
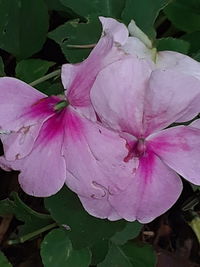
[60,0,126,18]
[164,0,200,33]
[0,57,5,76]
[122,0,170,38]
[0,251,12,267]
[156,37,190,54]
[121,241,156,267]
[41,229,91,267]
[44,187,125,249]
[0,192,52,236]
[45,0,71,11]
[189,216,200,243]
[98,241,156,267]
[38,82,64,96]
[111,221,142,245]
[90,239,109,265]
[16,59,55,83]
[44,0,78,18]
[98,243,133,267]
[192,50,200,61]
[0,0,49,59]
[49,17,102,63]
[182,31,200,55]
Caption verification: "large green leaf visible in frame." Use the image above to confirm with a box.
[60,0,126,18]
[122,0,170,38]
[98,243,133,267]
[90,239,109,265]
[0,251,12,267]
[48,17,102,63]
[164,0,200,33]
[44,0,78,18]
[122,241,156,267]
[16,59,55,83]
[0,192,52,236]
[111,221,142,245]
[0,0,49,59]
[182,31,200,55]
[0,57,5,76]
[156,37,190,54]
[98,241,156,267]
[44,187,125,249]
[41,229,91,267]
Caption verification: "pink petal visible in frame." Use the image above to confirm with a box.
[0,156,12,171]
[61,17,128,115]
[63,108,135,202]
[148,126,200,185]
[142,69,200,135]
[156,51,200,122]
[79,195,122,221]
[109,151,182,223]
[99,17,129,46]
[122,37,154,62]
[5,111,67,197]
[90,57,152,137]
[0,77,46,131]
[190,118,200,128]
[157,51,200,80]
[0,123,42,160]
[0,85,61,159]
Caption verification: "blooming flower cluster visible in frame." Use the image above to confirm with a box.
[1,17,200,223]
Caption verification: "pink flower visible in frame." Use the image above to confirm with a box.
[100,17,200,123]
[0,17,133,214]
[89,56,200,223]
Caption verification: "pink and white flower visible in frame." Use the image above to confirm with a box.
[89,56,200,223]
[0,18,133,220]
[1,17,200,223]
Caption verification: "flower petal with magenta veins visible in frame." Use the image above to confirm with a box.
[142,69,200,135]
[0,78,62,160]
[148,125,200,185]
[1,111,67,197]
[109,151,182,223]
[0,77,47,131]
[63,108,134,203]
[90,57,152,137]
[61,17,128,118]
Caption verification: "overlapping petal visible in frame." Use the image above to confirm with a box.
[79,195,122,221]
[0,78,62,160]
[1,111,67,197]
[0,78,47,131]
[63,108,134,199]
[91,57,152,137]
[142,69,200,135]
[62,17,128,118]
[109,151,182,223]
[91,57,200,137]
[148,126,200,185]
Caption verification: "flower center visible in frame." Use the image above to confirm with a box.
[124,138,146,162]
[135,138,146,157]
[54,100,69,112]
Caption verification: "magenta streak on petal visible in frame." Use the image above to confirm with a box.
[22,96,61,120]
[148,132,191,153]
[65,109,84,141]
[36,109,67,146]
[139,150,155,184]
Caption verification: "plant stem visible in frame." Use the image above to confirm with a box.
[67,44,96,48]
[8,222,57,245]
[29,69,61,87]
